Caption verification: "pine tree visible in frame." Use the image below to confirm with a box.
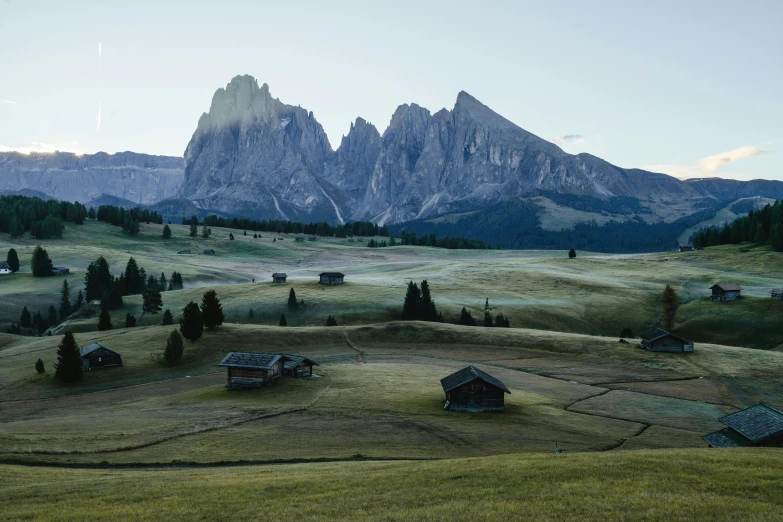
[162,308,174,325]
[88,207,96,219]
[202,226,210,239]
[754,223,767,243]
[98,306,113,331]
[248,308,255,318]
[568,249,576,259]
[401,281,421,320]
[458,307,475,326]
[159,272,167,291]
[419,280,438,321]
[101,288,124,310]
[35,358,45,374]
[770,224,783,252]
[162,224,172,239]
[6,248,19,273]
[73,290,84,312]
[494,313,510,328]
[124,257,142,295]
[228,232,234,240]
[326,315,338,326]
[20,306,31,328]
[164,329,185,363]
[47,305,57,327]
[189,222,198,238]
[30,245,53,277]
[54,332,82,383]
[483,298,493,327]
[59,279,71,320]
[243,230,247,236]
[279,313,288,326]
[147,274,157,290]
[200,290,224,329]
[125,313,137,327]
[179,301,203,342]
[287,288,299,311]
[661,284,679,331]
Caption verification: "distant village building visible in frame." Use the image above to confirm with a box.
[177,249,192,254]
[272,272,288,283]
[711,283,741,302]
[679,244,694,252]
[0,261,10,275]
[80,342,123,371]
[638,328,694,353]
[218,352,318,390]
[51,267,70,276]
[203,249,216,255]
[319,272,345,285]
[771,289,783,301]
[703,404,783,448]
[440,365,511,412]
[295,237,305,242]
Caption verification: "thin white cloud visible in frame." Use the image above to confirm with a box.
[0,142,83,155]
[1,100,16,104]
[697,145,765,174]
[644,164,703,179]
[553,134,585,145]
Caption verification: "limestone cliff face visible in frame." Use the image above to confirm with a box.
[0,151,183,204]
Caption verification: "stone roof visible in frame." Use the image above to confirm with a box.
[718,404,783,443]
[440,365,510,394]
[702,428,751,448]
[637,328,691,344]
[218,352,282,370]
[771,289,783,295]
[79,342,119,358]
[711,283,742,292]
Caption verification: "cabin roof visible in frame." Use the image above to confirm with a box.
[320,272,345,277]
[0,261,9,269]
[440,365,511,394]
[717,404,783,443]
[281,354,319,369]
[218,352,282,370]
[637,328,691,344]
[702,427,752,448]
[80,342,119,358]
[711,283,741,292]
[771,289,783,295]
[272,273,287,278]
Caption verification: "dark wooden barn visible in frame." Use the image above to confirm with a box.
[272,272,287,283]
[440,365,511,412]
[281,354,318,378]
[710,283,741,302]
[638,328,694,352]
[679,244,694,252]
[703,403,783,448]
[319,272,345,285]
[218,352,283,390]
[80,342,123,371]
[771,289,783,301]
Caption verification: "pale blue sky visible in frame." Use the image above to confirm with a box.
[1,0,780,180]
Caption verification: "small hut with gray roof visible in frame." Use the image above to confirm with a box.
[440,365,510,412]
[80,342,123,371]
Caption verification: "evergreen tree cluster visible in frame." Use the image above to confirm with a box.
[195,214,388,238]
[692,199,783,251]
[96,205,163,235]
[401,280,441,322]
[397,231,487,250]
[30,245,54,277]
[0,195,86,239]
[84,256,184,309]
[178,290,225,342]
[367,239,389,247]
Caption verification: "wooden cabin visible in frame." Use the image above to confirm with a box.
[0,261,10,275]
[703,404,783,448]
[319,272,345,285]
[440,365,511,412]
[771,289,783,301]
[51,266,70,276]
[711,283,741,302]
[203,249,216,255]
[679,244,694,252]
[638,328,693,353]
[272,272,288,283]
[80,342,123,371]
[281,354,318,378]
[218,352,283,390]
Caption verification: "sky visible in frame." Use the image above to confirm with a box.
[0,0,781,181]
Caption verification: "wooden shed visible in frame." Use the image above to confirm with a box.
[703,404,783,448]
[771,289,783,301]
[80,342,123,371]
[440,365,511,412]
[319,272,345,285]
[281,354,318,378]
[272,272,287,283]
[679,244,694,252]
[711,283,741,302]
[638,328,694,353]
[218,352,283,390]
[52,266,70,276]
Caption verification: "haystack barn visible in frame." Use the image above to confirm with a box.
[679,245,694,252]
[638,328,694,352]
[771,289,783,301]
[281,354,318,378]
[80,342,123,371]
[711,283,741,302]
[703,404,783,448]
[440,365,511,412]
[219,352,283,390]
[319,272,345,285]
[272,273,287,283]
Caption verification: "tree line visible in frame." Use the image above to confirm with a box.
[691,199,783,251]
[94,205,164,236]
[0,195,87,239]
[401,280,510,328]
[195,214,388,238]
